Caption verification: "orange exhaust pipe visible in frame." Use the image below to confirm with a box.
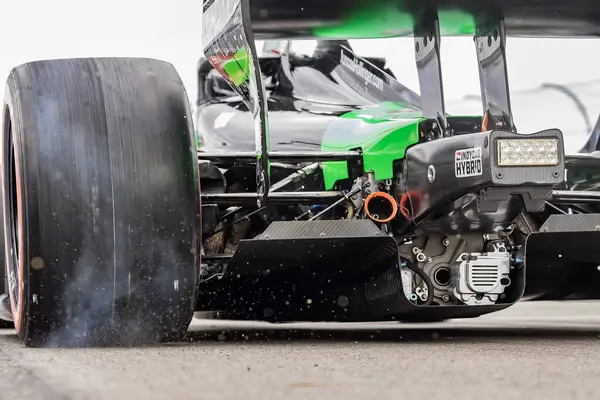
[399,191,422,220]
[364,192,398,223]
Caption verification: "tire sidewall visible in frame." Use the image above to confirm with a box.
[1,84,27,338]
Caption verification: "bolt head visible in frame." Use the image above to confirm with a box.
[427,165,436,183]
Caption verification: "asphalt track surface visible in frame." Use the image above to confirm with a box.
[1,301,600,400]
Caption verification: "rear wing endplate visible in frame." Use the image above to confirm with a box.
[202,0,270,207]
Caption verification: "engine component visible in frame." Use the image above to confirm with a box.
[453,249,512,306]
[399,259,434,305]
[398,233,513,306]
[400,267,415,301]
[400,234,474,302]
[415,284,429,302]
[365,191,398,223]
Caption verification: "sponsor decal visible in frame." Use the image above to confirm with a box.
[455,147,483,178]
[340,49,385,91]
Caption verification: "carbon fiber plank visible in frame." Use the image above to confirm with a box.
[539,214,600,232]
[258,220,384,240]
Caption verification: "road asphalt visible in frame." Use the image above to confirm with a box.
[1,301,600,400]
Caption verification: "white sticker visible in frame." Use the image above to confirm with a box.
[455,147,483,178]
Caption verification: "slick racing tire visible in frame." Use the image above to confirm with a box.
[2,58,201,347]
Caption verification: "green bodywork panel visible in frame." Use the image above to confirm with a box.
[313,1,477,39]
[321,102,424,189]
[222,47,250,87]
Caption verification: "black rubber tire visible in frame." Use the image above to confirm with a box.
[2,58,201,347]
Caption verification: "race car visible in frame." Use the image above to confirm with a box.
[195,0,600,321]
[1,0,600,347]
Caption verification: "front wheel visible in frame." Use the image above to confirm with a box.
[2,57,201,347]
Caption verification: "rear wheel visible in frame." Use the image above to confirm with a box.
[2,57,201,347]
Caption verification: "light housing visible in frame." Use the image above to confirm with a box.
[497,138,560,167]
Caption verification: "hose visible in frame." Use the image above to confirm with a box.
[364,191,398,223]
[400,258,434,306]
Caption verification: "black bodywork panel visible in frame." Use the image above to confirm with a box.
[524,214,600,300]
[402,129,565,221]
[246,0,600,39]
[224,220,396,278]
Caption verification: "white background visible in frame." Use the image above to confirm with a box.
[0,0,205,102]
